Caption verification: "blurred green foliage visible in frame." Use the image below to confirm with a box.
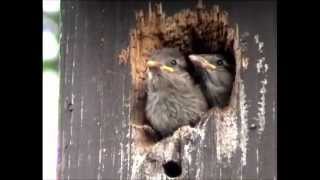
[43,60,58,71]
[43,11,60,72]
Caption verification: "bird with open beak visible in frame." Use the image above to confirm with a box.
[189,53,235,108]
[146,48,208,138]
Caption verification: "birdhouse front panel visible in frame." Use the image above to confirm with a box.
[58,1,276,180]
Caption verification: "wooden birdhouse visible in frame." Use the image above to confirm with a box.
[58,1,276,179]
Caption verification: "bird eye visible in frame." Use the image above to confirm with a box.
[170,59,177,66]
[217,60,224,66]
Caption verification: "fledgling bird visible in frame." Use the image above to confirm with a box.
[146,48,208,138]
[189,53,235,108]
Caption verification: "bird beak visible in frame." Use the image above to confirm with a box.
[160,66,175,73]
[147,60,175,73]
[189,55,217,71]
[147,60,161,68]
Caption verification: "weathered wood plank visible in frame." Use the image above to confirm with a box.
[58,1,276,180]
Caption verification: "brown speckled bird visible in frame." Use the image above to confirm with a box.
[146,48,208,138]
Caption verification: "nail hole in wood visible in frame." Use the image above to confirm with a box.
[163,160,182,178]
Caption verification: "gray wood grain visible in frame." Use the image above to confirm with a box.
[58,1,276,180]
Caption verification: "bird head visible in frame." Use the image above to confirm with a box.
[188,54,234,78]
[189,54,234,71]
[189,53,235,107]
[146,48,191,90]
[147,48,188,77]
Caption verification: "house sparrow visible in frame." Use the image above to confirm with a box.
[146,48,208,138]
[189,53,235,108]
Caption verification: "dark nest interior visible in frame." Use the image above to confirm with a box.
[119,2,243,152]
